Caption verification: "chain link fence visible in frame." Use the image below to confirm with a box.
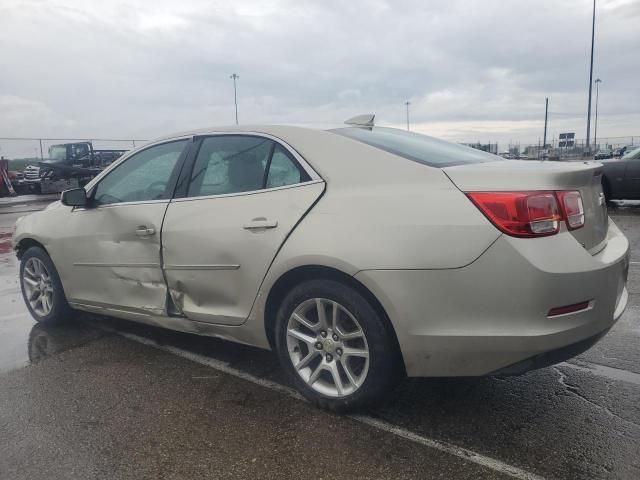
[2,134,639,166]
[496,135,639,160]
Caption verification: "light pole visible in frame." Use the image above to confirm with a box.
[405,101,410,131]
[585,0,596,155]
[230,73,239,125]
[543,97,549,155]
[594,78,602,151]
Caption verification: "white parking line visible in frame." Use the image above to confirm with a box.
[108,328,545,480]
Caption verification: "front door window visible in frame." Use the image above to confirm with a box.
[93,140,187,205]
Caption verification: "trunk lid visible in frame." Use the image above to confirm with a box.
[443,160,609,253]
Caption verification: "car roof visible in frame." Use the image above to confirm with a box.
[153,124,328,144]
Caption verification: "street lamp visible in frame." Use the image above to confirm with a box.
[405,101,410,131]
[594,78,602,151]
[230,73,239,125]
[585,0,596,154]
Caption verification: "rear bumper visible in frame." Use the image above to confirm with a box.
[490,323,614,376]
[354,220,629,377]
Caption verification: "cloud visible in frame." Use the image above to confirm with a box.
[0,0,638,157]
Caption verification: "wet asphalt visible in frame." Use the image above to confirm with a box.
[0,195,639,480]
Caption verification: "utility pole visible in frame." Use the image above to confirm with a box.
[594,78,602,150]
[404,101,410,131]
[585,0,596,155]
[543,97,549,151]
[230,73,239,125]
[538,137,541,159]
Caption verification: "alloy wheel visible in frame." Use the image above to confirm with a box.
[286,298,370,397]
[22,257,54,317]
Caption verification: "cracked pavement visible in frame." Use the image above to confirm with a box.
[1,197,639,479]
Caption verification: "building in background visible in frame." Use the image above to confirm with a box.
[462,142,498,154]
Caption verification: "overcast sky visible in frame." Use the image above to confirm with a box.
[1,0,639,157]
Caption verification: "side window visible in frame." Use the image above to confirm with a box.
[93,140,187,205]
[72,144,89,159]
[266,145,309,188]
[188,136,272,197]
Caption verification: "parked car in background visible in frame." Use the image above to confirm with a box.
[613,145,638,158]
[13,121,629,411]
[595,149,613,160]
[601,146,640,201]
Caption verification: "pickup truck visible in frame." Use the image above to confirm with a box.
[24,142,126,193]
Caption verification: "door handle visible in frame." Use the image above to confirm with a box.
[243,218,278,230]
[135,226,156,237]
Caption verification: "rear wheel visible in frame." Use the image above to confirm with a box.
[20,246,73,324]
[274,279,402,412]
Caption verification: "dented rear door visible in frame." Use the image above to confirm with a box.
[162,183,323,325]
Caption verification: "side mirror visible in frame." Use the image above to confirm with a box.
[60,188,88,207]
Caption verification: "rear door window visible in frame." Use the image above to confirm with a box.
[187,136,311,197]
[266,145,307,188]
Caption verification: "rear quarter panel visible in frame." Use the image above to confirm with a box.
[246,129,501,335]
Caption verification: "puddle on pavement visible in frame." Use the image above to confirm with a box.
[25,321,105,365]
[0,251,34,372]
[0,251,104,373]
[0,232,12,254]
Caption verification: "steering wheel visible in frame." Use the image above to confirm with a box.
[145,181,167,199]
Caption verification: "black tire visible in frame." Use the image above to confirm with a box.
[20,246,73,324]
[274,279,403,412]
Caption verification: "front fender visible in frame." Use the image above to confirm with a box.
[12,202,69,260]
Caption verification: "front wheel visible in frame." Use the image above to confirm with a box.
[20,246,73,324]
[274,279,402,412]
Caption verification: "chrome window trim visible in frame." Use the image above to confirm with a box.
[171,179,324,203]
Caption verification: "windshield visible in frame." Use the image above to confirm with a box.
[48,145,67,160]
[623,146,640,159]
[330,127,501,167]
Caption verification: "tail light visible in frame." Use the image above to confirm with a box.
[557,191,585,230]
[466,191,584,238]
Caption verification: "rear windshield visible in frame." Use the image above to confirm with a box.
[330,127,501,167]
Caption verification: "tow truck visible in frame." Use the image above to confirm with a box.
[24,142,127,194]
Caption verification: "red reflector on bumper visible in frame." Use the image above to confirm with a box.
[548,301,590,317]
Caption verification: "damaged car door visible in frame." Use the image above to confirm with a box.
[61,139,190,317]
[162,134,324,325]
